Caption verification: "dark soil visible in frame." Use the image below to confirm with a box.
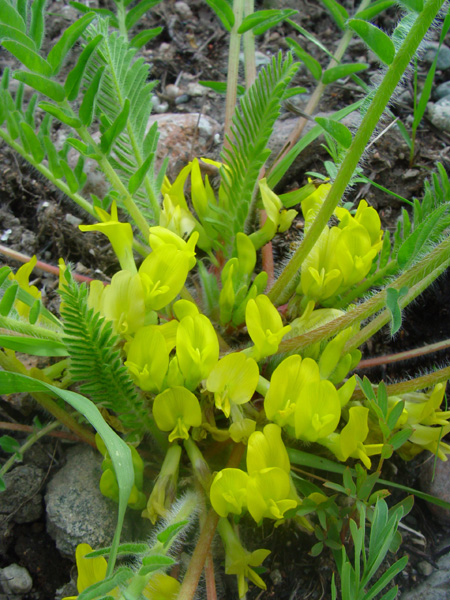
[1,1,450,599]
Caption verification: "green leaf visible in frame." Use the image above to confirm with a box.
[322,63,368,84]
[0,283,19,316]
[363,557,408,600]
[14,72,65,102]
[79,66,105,127]
[0,435,21,454]
[86,543,149,558]
[29,0,46,49]
[387,400,404,431]
[60,159,80,193]
[70,2,119,28]
[389,427,412,450]
[398,205,449,269]
[0,335,68,356]
[65,138,90,156]
[6,110,20,140]
[65,34,103,101]
[238,9,297,35]
[400,0,423,12]
[43,135,63,179]
[310,542,324,557]
[19,122,44,162]
[0,476,6,492]
[386,286,408,335]
[0,0,25,32]
[157,520,189,548]
[199,80,245,96]
[204,0,235,31]
[377,381,388,418]
[39,101,82,128]
[0,25,36,49]
[139,555,176,576]
[28,298,41,325]
[100,98,130,154]
[286,38,322,80]
[125,0,163,30]
[128,152,154,194]
[355,1,396,21]
[130,26,163,49]
[0,372,134,575]
[348,19,395,65]
[2,41,52,76]
[77,567,134,600]
[319,0,348,29]
[48,13,96,74]
[315,117,352,148]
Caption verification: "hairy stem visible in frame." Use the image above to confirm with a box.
[224,0,244,144]
[357,338,450,369]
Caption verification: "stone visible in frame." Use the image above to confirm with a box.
[0,465,44,524]
[146,113,221,180]
[174,1,192,19]
[421,42,450,71]
[434,80,450,100]
[428,97,450,133]
[45,445,133,557]
[417,561,434,577]
[419,455,450,524]
[0,564,33,595]
[400,551,450,600]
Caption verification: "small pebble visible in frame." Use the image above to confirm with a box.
[417,561,434,577]
[174,1,192,19]
[65,213,82,227]
[154,101,169,114]
[270,569,283,585]
[0,564,33,594]
[165,84,180,100]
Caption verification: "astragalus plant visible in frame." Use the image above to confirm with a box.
[1,0,450,599]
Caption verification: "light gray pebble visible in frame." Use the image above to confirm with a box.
[400,551,450,599]
[270,568,283,585]
[434,80,450,100]
[0,564,33,595]
[428,97,450,133]
[417,561,434,577]
[421,42,450,70]
[154,101,169,114]
[174,1,192,19]
[65,213,83,227]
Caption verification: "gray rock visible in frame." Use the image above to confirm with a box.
[174,1,192,19]
[0,465,44,524]
[419,455,450,524]
[0,564,33,595]
[428,97,450,133]
[45,445,132,557]
[434,80,450,100]
[400,551,450,600]
[422,42,450,70]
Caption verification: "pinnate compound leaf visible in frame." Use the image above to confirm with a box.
[2,41,52,76]
[14,72,65,102]
[319,0,348,29]
[125,0,163,30]
[204,0,235,31]
[238,9,297,35]
[348,19,395,65]
[322,63,368,84]
[47,13,97,74]
[315,117,352,148]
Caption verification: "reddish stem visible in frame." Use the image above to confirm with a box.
[357,338,450,369]
[0,421,90,442]
[259,210,275,287]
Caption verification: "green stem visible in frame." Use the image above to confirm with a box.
[268,0,445,306]
[224,0,244,144]
[0,420,60,479]
[243,0,256,89]
[256,375,270,396]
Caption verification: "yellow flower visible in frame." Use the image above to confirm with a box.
[245,295,291,361]
[62,543,115,599]
[210,468,249,517]
[153,387,202,442]
[8,256,41,318]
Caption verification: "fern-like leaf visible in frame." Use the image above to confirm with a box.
[59,269,151,435]
[82,20,162,222]
[219,51,299,248]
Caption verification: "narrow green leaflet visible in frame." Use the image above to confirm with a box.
[322,63,368,84]
[43,135,63,178]
[348,19,395,65]
[316,117,352,148]
[65,34,103,101]
[70,2,119,28]
[355,0,396,21]
[286,38,322,80]
[13,72,65,102]
[39,101,82,128]
[0,25,36,50]
[157,520,189,548]
[79,67,105,127]
[319,0,349,29]
[125,0,163,30]
[19,122,44,162]
[130,27,163,49]
[0,0,26,32]
[86,543,149,558]
[77,567,134,600]
[128,152,155,194]
[0,284,19,316]
[238,9,297,35]
[139,555,176,576]
[60,159,80,193]
[29,0,46,49]
[204,0,235,31]
[100,99,131,154]
[400,0,424,11]
[0,335,68,356]
[0,372,134,575]
[2,41,52,77]
[199,80,246,96]
[47,13,97,74]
